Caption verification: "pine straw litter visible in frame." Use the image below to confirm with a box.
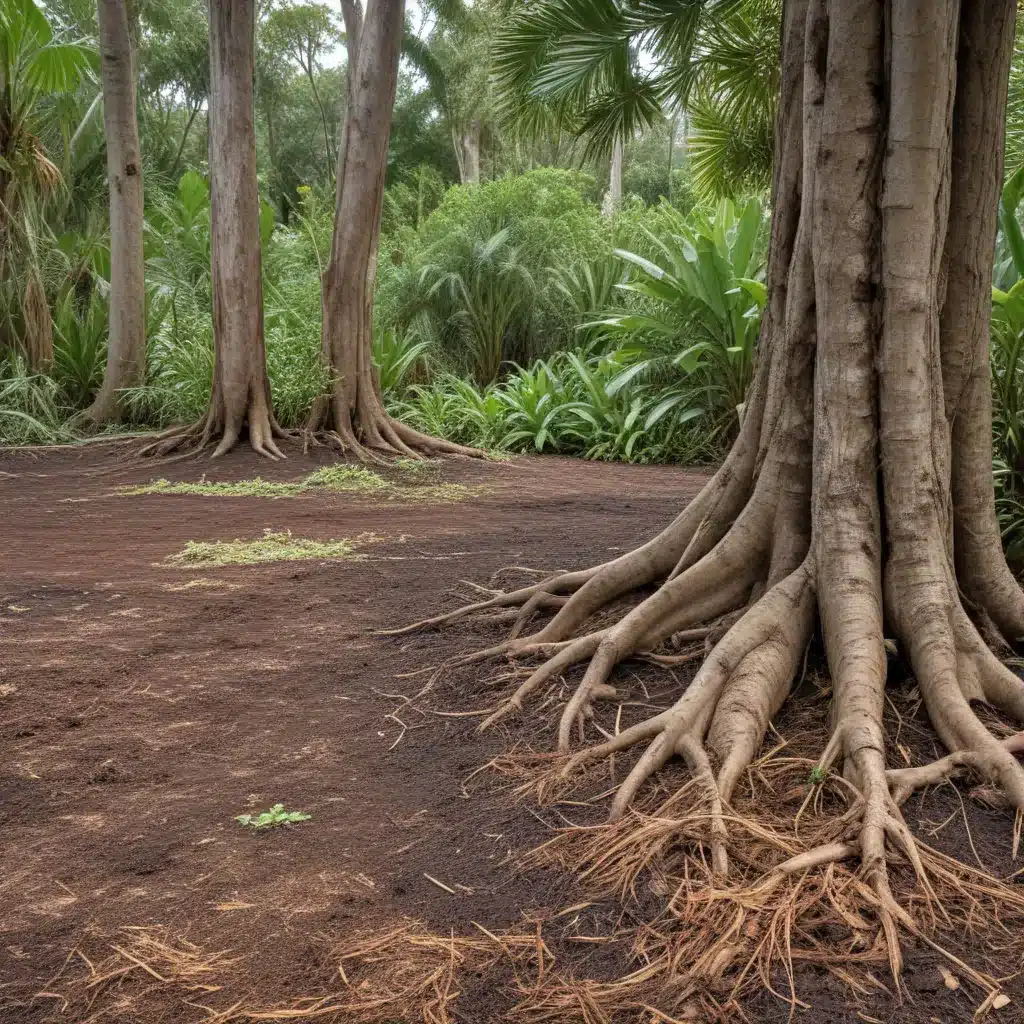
[41,706,1024,1024]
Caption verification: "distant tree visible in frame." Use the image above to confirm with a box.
[0,0,95,370]
[137,0,210,179]
[143,0,284,456]
[306,0,478,457]
[84,0,146,425]
[262,1,341,180]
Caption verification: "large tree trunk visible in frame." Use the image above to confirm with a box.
[145,0,284,458]
[400,0,1024,989]
[307,0,478,459]
[85,0,145,426]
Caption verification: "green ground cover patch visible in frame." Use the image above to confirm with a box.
[119,464,480,503]
[164,529,380,567]
[235,804,311,830]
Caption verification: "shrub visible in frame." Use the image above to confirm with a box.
[594,196,769,441]
[375,168,608,372]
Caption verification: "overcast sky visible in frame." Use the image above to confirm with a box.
[324,0,428,67]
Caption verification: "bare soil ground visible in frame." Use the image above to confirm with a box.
[0,445,1021,1024]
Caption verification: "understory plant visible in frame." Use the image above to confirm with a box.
[594,196,768,441]
[387,351,721,463]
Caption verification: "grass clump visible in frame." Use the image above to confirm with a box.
[236,803,311,830]
[119,477,299,497]
[304,465,392,492]
[122,464,481,503]
[165,529,378,567]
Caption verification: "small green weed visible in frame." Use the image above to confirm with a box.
[236,803,311,829]
[807,766,828,785]
[165,529,378,567]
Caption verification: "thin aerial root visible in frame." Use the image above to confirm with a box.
[382,571,597,636]
[608,732,677,821]
[639,649,705,668]
[676,734,729,876]
[560,711,672,777]
[477,632,607,733]
[767,841,858,881]
[452,631,606,672]
[557,640,624,753]
[887,729,1024,806]
[481,596,570,628]
[508,592,570,639]
[388,417,485,458]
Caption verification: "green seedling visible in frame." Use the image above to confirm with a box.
[236,803,311,830]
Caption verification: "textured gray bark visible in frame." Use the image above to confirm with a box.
[86,0,145,425]
[310,0,478,458]
[461,119,481,184]
[205,0,282,457]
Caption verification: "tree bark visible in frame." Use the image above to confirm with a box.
[144,0,284,457]
[603,135,623,215]
[205,0,282,457]
[85,0,146,426]
[460,119,481,184]
[307,0,478,459]
[403,0,1024,986]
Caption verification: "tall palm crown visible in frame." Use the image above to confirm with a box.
[490,0,781,199]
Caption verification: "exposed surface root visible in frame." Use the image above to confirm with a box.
[516,743,1024,1018]
[305,391,483,464]
[138,403,289,461]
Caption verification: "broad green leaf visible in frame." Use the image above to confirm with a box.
[25,42,95,94]
[178,170,209,217]
[736,277,767,309]
[1001,163,1024,282]
[613,248,669,281]
[606,360,651,396]
[731,198,763,277]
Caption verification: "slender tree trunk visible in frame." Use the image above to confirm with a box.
[460,119,481,184]
[666,111,677,202]
[404,0,1024,993]
[603,135,623,215]
[144,0,284,458]
[307,0,478,459]
[305,63,334,180]
[205,0,282,457]
[169,101,200,178]
[85,0,145,426]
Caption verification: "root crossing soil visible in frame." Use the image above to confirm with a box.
[0,447,1020,1023]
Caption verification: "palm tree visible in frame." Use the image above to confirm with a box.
[0,0,95,370]
[490,0,781,202]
